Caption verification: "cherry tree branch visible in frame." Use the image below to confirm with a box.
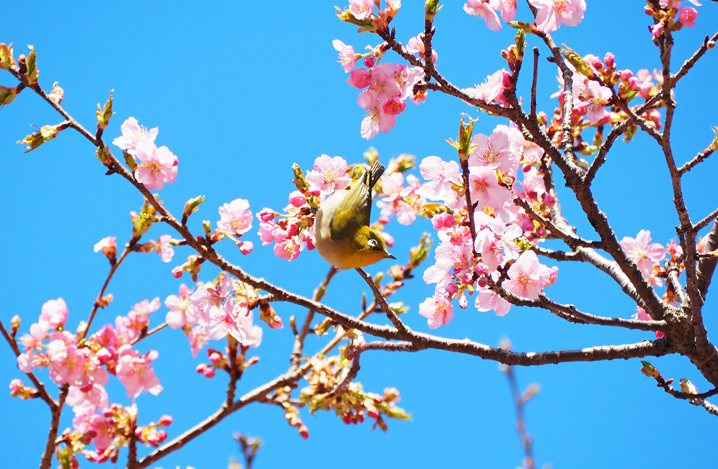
[81,246,132,342]
[503,363,537,469]
[40,385,68,469]
[355,267,409,334]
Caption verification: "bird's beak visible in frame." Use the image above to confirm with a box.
[386,253,396,260]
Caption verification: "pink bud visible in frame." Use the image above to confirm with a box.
[157,415,173,426]
[603,52,615,69]
[257,208,276,222]
[209,351,223,364]
[288,191,306,208]
[239,241,253,255]
[431,212,455,231]
[542,192,556,206]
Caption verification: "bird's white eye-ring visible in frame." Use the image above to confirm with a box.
[367,239,378,249]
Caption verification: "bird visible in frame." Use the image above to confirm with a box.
[314,161,395,270]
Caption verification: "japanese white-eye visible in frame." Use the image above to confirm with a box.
[314,162,395,270]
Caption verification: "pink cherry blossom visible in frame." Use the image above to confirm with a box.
[217,198,253,236]
[620,230,666,279]
[93,236,117,259]
[46,335,88,386]
[497,0,517,21]
[475,285,512,316]
[112,117,158,154]
[463,0,502,31]
[133,141,178,190]
[474,215,522,271]
[463,69,505,104]
[17,349,46,374]
[418,293,454,328]
[191,276,233,322]
[19,321,49,351]
[349,0,374,19]
[415,156,461,204]
[574,78,612,124]
[332,39,356,73]
[188,325,209,358]
[407,34,438,62]
[469,166,513,210]
[529,0,586,33]
[66,383,109,415]
[358,89,397,139]
[468,129,521,176]
[305,155,352,196]
[151,234,174,262]
[348,68,373,89]
[115,298,160,343]
[679,7,698,27]
[288,191,307,208]
[40,298,68,329]
[503,250,553,300]
[92,324,118,349]
[273,232,303,261]
[47,331,107,389]
[666,238,683,260]
[116,345,163,398]
[377,172,423,225]
[206,299,263,347]
[165,284,198,329]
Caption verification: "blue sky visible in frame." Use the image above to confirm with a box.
[2,2,718,468]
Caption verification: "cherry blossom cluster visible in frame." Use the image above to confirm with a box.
[11,274,268,460]
[165,276,265,359]
[645,0,702,37]
[548,52,665,145]
[333,37,424,139]
[13,298,167,462]
[299,354,409,429]
[463,0,586,33]
[334,1,425,139]
[113,117,178,191]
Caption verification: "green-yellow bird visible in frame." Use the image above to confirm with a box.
[314,162,395,270]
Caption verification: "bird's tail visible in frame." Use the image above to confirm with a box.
[367,161,385,189]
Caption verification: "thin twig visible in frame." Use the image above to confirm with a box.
[355,267,409,334]
[504,365,536,469]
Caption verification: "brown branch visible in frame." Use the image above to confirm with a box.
[289,266,338,372]
[40,385,68,469]
[584,93,664,185]
[530,47,539,119]
[694,207,718,233]
[355,267,409,334]
[673,31,718,84]
[504,364,536,469]
[81,246,132,342]
[513,197,601,250]
[679,145,715,175]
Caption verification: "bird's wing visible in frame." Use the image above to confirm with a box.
[329,162,385,241]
